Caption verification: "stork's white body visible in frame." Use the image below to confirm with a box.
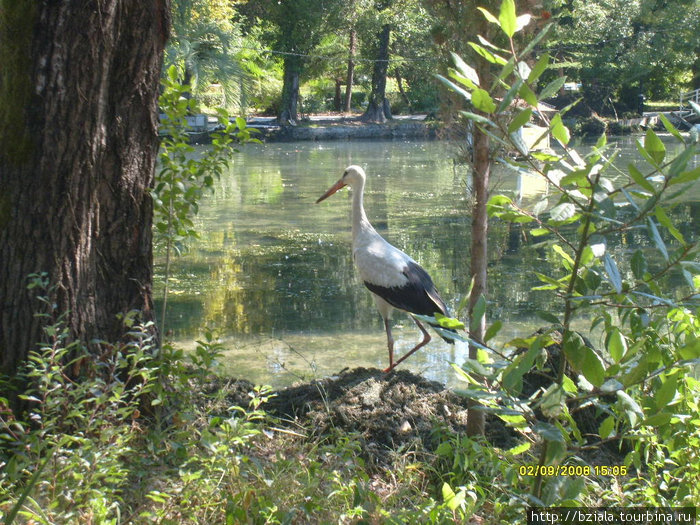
[317,165,453,372]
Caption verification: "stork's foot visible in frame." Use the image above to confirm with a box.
[382,364,397,373]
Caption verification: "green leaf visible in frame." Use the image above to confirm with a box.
[507,442,531,456]
[497,56,517,81]
[540,384,565,418]
[581,346,606,387]
[607,328,626,363]
[436,74,472,102]
[658,113,684,142]
[598,416,615,439]
[627,163,655,193]
[668,145,697,178]
[534,272,566,289]
[450,362,478,384]
[534,421,565,442]
[508,109,533,134]
[477,34,509,53]
[528,53,550,83]
[536,310,560,324]
[552,244,574,268]
[647,218,669,262]
[669,164,700,186]
[563,332,586,371]
[603,253,622,294]
[630,250,647,280]
[550,114,570,145]
[498,78,523,112]
[477,6,500,25]
[521,22,553,57]
[617,391,643,427]
[518,83,538,107]
[484,320,502,342]
[564,333,605,387]
[655,206,685,245]
[472,88,498,113]
[539,77,567,100]
[562,375,578,394]
[643,128,666,165]
[451,52,480,87]
[677,337,700,359]
[470,294,487,332]
[503,337,544,393]
[468,42,507,65]
[643,412,672,427]
[442,482,465,511]
[655,374,678,409]
[435,313,466,330]
[499,0,517,37]
[459,110,496,126]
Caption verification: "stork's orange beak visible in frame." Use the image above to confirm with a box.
[316,179,347,203]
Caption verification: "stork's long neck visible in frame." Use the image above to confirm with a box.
[351,179,375,245]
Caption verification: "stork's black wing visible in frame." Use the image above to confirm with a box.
[363,260,449,317]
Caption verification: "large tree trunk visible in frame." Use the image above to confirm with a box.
[344,28,357,113]
[362,24,391,123]
[278,55,301,125]
[0,1,169,379]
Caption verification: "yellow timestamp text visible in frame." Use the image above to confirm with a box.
[519,465,628,477]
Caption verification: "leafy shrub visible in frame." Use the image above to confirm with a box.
[437,0,699,511]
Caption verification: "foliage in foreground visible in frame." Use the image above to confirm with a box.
[0,295,473,524]
[436,0,700,511]
[0,293,697,524]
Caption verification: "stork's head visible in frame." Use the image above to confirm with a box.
[316,165,366,203]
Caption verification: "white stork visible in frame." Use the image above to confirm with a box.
[316,165,454,372]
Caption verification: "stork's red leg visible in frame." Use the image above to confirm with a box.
[384,317,431,372]
[382,318,395,373]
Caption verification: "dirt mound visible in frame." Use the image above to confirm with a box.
[226,367,518,465]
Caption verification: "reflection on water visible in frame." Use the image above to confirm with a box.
[156,137,698,388]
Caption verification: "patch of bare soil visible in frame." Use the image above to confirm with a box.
[225,367,519,465]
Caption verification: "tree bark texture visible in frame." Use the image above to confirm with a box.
[362,24,391,123]
[344,28,357,113]
[466,127,490,437]
[278,56,301,125]
[0,0,170,377]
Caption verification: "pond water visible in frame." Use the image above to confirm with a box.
[155,136,699,388]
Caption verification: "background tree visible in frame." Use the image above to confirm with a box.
[360,1,394,122]
[545,0,700,112]
[387,1,440,113]
[239,0,340,124]
[0,1,169,381]
[167,0,248,111]
[329,0,373,113]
